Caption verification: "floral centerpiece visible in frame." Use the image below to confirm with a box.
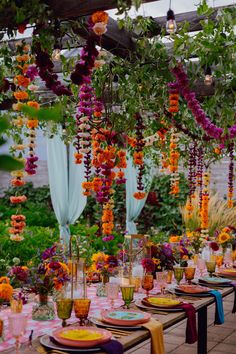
[9,244,70,320]
[150,243,176,271]
[217,227,234,253]
[91,252,118,297]
[91,252,118,283]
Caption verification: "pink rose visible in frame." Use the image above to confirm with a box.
[93,22,107,36]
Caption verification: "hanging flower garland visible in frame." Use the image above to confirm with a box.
[133,112,146,200]
[170,64,236,140]
[34,44,72,96]
[196,147,204,209]
[186,143,197,217]
[169,131,180,196]
[227,143,234,208]
[200,172,210,238]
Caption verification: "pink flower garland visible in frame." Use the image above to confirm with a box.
[170,65,236,140]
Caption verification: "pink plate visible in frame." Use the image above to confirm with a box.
[218,269,236,277]
[52,326,112,348]
[102,309,151,326]
[177,285,210,294]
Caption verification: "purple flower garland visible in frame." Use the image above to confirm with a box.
[171,65,236,140]
[35,44,72,96]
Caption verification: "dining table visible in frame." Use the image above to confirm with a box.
[1,285,235,354]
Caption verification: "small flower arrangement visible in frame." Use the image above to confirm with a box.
[141,258,155,273]
[91,252,118,277]
[9,244,70,296]
[151,244,176,270]
[217,226,234,252]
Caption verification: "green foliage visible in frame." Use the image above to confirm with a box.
[138,174,189,235]
[0,222,59,275]
[21,104,64,122]
[0,183,57,227]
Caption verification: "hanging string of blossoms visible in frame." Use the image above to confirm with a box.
[196,147,204,209]
[169,131,180,196]
[9,43,31,241]
[186,143,197,217]
[200,172,210,238]
[227,142,234,208]
[133,112,146,200]
[171,64,236,140]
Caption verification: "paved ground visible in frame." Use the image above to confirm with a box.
[127,293,236,354]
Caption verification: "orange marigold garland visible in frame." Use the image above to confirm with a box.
[200,172,210,238]
[186,143,197,218]
[169,131,180,196]
[227,143,234,208]
[133,112,146,200]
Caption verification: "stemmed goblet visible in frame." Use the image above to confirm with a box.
[173,266,184,285]
[8,313,28,354]
[142,274,154,297]
[56,299,73,327]
[120,285,135,309]
[106,283,119,310]
[184,267,196,284]
[206,261,216,278]
[156,272,168,294]
[74,298,91,326]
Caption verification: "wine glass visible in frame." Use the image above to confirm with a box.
[56,299,73,327]
[106,283,119,310]
[120,285,135,309]
[197,258,205,277]
[156,272,168,295]
[184,267,196,284]
[173,266,184,285]
[206,261,216,278]
[73,298,91,326]
[142,274,154,297]
[8,313,28,354]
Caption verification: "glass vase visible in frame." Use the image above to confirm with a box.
[32,294,55,321]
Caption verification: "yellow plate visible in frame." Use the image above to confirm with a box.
[59,329,103,341]
[146,297,181,308]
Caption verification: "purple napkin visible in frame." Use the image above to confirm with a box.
[100,339,124,354]
[176,303,198,344]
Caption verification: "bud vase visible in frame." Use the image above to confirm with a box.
[96,274,109,297]
[32,294,55,321]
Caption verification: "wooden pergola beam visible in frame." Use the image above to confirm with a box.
[46,0,159,18]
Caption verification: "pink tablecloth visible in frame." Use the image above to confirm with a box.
[0,285,125,352]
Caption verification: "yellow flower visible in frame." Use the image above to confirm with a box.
[152,258,160,265]
[182,255,189,260]
[218,232,230,244]
[169,236,180,243]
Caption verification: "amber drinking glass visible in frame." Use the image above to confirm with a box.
[184,267,196,284]
[173,266,184,285]
[120,285,135,309]
[206,261,216,277]
[73,299,91,326]
[142,274,154,297]
[10,299,23,314]
[56,299,73,327]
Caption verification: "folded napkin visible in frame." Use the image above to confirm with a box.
[176,303,198,344]
[209,290,224,324]
[100,339,124,354]
[230,282,236,313]
[142,318,165,354]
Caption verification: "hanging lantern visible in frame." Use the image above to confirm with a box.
[166,9,177,34]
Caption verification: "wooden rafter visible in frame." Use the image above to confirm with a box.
[46,0,159,18]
